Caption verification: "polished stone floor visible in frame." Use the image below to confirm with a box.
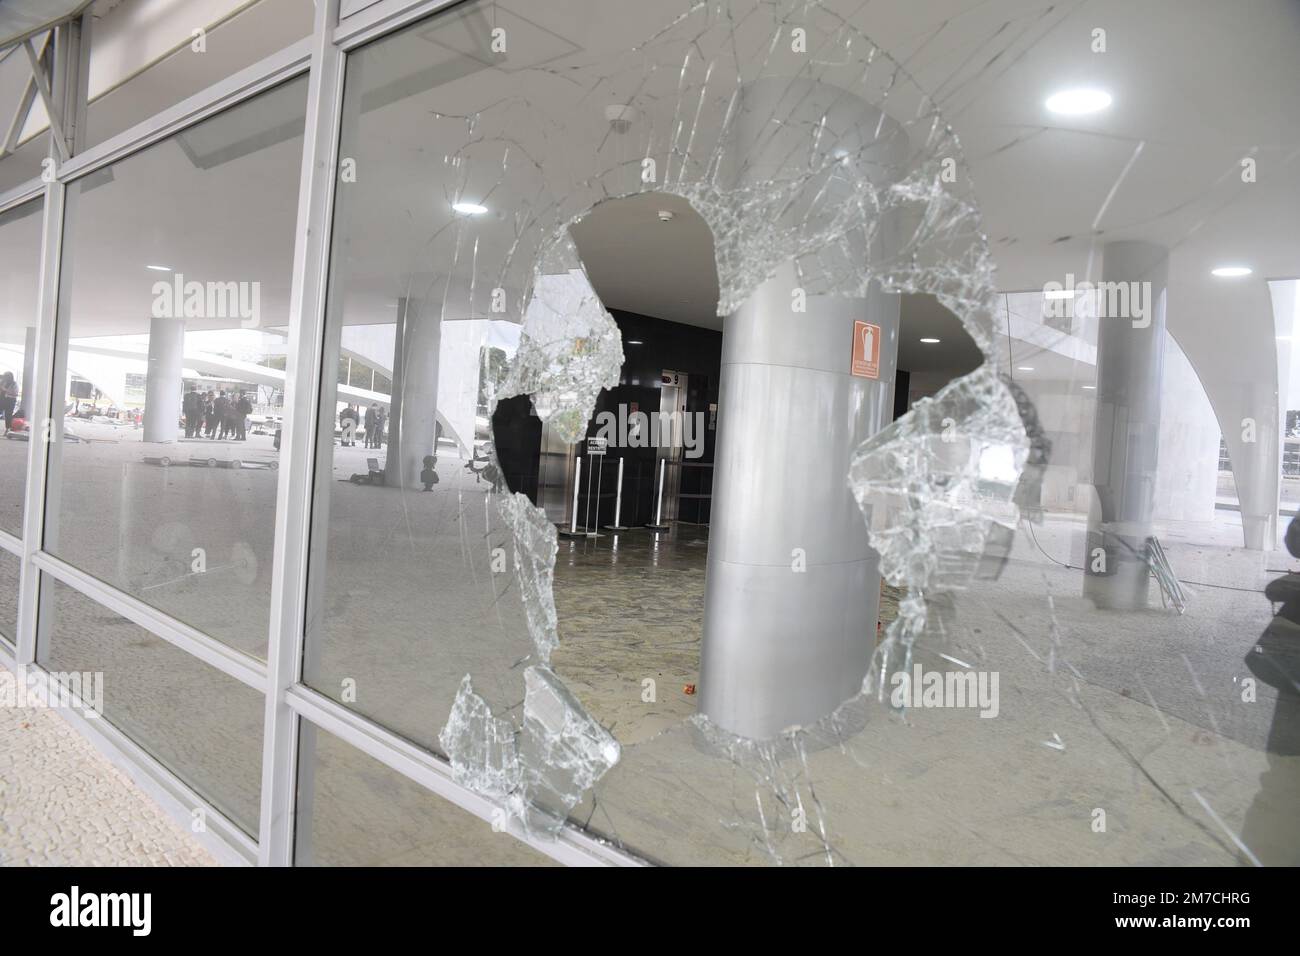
[549,517,1300,866]
[550,524,901,745]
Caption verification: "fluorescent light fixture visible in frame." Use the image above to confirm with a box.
[1211,266,1252,277]
[919,337,941,344]
[1043,288,1076,300]
[452,202,488,215]
[1045,88,1112,115]
[626,339,644,345]
[1082,384,1096,390]
[146,264,172,271]
[1017,366,1035,372]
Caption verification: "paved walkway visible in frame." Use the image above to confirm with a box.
[0,665,215,866]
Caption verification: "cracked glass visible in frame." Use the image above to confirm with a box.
[299,0,1298,867]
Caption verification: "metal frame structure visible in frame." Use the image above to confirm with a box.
[0,0,645,868]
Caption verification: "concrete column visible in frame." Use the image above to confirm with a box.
[698,78,904,739]
[385,297,441,488]
[143,314,184,443]
[21,327,35,416]
[1083,241,1168,609]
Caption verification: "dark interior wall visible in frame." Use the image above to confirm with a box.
[892,368,911,421]
[491,308,723,525]
[491,394,542,500]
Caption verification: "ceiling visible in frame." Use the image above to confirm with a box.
[0,0,91,49]
[0,0,1296,383]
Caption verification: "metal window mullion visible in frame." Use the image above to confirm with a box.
[15,14,88,674]
[31,550,268,692]
[53,37,312,186]
[0,178,45,215]
[334,0,467,51]
[15,173,64,677]
[285,685,649,868]
[257,0,347,867]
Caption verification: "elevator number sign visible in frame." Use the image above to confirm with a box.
[852,320,881,379]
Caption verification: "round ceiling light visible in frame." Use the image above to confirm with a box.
[1211,266,1252,277]
[1045,89,1111,115]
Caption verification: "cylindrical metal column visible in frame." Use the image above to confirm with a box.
[698,76,906,739]
[699,265,899,737]
[1083,240,1169,609]
[143,314,185,443]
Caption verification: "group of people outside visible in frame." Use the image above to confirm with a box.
[338,403,387,448]
[183,386,253,440]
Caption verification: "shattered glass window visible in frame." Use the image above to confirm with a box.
[300,0,1299,866]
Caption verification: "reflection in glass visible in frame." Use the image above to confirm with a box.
[44,77,308,659]
[294,722,553,866]
[301,4,549,751]
[0,547,19,647]
[0,198,44,538]
[82,0,315,150]
[37,575,264,835]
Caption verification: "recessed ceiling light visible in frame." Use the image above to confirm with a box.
[626,339,644,345]
[452,202,488,215]
[919,337,941,344]
[146,264,172,271]
[1046,88,1111,115]
[1043,289,1076,300]
[1211,266,1252,277]
[1017,366,1035,372]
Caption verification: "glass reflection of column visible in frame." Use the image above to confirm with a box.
[1082,241,1168,610]
[385,297,441,488]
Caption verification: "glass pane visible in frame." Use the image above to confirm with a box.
[44,77,307,659]
[0,197,41,537]
[37,575,264,835]
[306,0,1300,867]
[83,0,315,150]
[293,722,554,866]
[302,3,555,751]
[0,546,19,647]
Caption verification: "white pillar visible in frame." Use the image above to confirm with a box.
[143,314,184,443]
[386,298,441,488]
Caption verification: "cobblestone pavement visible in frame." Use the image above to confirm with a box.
[0,665,216,867]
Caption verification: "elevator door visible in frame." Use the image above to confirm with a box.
[657,369,687,523]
